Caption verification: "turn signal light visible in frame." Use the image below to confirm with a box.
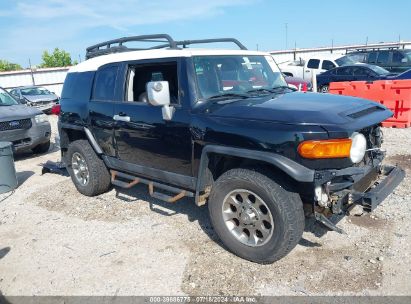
[298,139,352,159]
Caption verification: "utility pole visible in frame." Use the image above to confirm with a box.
[256,44,259,51]
[294,41,297,60]
[28,59,35,85]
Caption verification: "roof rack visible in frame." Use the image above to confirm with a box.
[176,38,246,50]
[346,46,401,53]
[85,34,247,59]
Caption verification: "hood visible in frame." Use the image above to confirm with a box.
[23,94,58,103]
[200,92,392,131]
[0,104,42,121]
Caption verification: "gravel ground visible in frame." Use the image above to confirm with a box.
[0,116,410,296]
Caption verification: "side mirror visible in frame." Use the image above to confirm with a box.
[146,81,175,121]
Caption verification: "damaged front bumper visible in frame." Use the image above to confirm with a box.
[313,162,405,233]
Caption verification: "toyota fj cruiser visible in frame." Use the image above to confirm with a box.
[58,34,405,264]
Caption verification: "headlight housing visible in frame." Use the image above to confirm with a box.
[350,132,367,163]
[298,133,367,163]
[34,114,48,124]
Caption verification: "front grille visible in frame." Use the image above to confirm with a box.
[32,100,54,106]
[0,118,32,131]
[355,125,384,167]
[361,126,383,149]
[13,138,31,147]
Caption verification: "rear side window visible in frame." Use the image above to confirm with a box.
[392,51,407,63]
[61,71,95,100]
[377,51,390,64]
[352,67,367,76]
[93,65,119,101]
[307,59,320,69]
[322,60,336,70]
[337,67,352,75]
[368,52,377,63]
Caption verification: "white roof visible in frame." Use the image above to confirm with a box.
[70,49,270,73]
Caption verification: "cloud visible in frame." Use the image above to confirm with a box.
[0,0,254,65]
[16,0,251,29]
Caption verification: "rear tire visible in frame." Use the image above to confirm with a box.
[67,140,111,196]
[32,140,50,154]
[208,168,304,264]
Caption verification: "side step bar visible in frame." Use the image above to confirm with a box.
[110,170,194,203]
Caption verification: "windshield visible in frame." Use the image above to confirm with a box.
[193,55,287,100]
[335,56,355,66]
[21,87,52,96]
[0,88,18,106]
[367,65,390,75]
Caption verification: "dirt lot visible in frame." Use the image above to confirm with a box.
[0,116,410,296]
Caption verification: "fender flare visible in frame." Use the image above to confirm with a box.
[195,145,314,203]
[58,122,103,155]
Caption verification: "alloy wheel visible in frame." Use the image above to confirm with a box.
[222,189,274,247]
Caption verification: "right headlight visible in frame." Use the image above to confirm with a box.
[350,132,367,163]
[34,114,49,124]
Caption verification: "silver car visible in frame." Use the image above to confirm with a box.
[9,86,59,113]
[0,87,51,153]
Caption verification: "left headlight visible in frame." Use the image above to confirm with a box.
[350,132,367,163]
[34,114,49,124]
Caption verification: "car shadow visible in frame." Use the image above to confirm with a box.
[115,185,218,241]
[0,247,10,260]
[114,185,330,250]
[17,171,35,186]
[0,292,11,304]
[13,142,59,162]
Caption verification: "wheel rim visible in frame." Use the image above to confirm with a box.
[321,85,329,93]
[222,189,274,247]
[71,152,90,186]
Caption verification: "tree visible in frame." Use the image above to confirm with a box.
[0,60,22,72]
[40,48,76,68]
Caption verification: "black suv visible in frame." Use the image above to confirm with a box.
[58,35,405,264]
[344,49,411,73]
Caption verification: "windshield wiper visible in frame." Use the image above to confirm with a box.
[246,88,275,95]
[247,86,293,95]
[271,85,293,91]
[207,93,250,101]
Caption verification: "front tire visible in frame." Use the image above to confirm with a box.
[208,168,304,264]
[66,140,111,196]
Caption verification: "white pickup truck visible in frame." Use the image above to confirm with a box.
[278,55,352,81]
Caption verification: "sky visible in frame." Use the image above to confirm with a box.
[0,0,410,67]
